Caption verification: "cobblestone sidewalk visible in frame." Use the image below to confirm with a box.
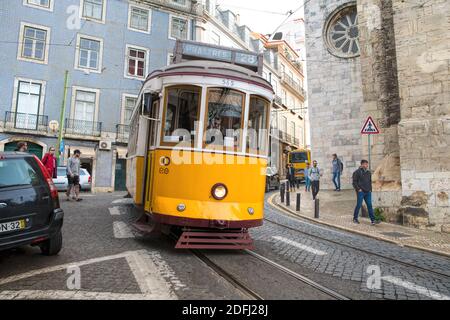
[271,188,450,257]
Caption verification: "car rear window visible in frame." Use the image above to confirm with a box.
[0,158,42,188]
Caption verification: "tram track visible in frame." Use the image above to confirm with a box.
[191,249,350,300]
[191,250,264,300]
[263,212,450,280]
[167,228,349,299]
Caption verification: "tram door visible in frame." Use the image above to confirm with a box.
[144,97,160,213]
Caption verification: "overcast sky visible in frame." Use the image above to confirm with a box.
[215,0,304,35]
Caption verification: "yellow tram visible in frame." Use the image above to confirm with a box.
[126,42,274,249]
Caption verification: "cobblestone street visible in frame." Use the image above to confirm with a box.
[0,192,448,300]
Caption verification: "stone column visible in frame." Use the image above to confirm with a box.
[392,0,450,232]
[357,0,402,222]
[304,0,365,190]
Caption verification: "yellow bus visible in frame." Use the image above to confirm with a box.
[288,149,311,181]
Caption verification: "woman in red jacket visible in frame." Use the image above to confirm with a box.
[42,146,57,178]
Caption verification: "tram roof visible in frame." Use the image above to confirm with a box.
[144,60,274,93]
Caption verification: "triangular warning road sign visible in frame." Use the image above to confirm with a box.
[361,116,380,134]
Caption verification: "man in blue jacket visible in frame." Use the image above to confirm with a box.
[352,160,380,225]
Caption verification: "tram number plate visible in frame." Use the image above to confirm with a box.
[159,167,169,175]
[222,79,235,87]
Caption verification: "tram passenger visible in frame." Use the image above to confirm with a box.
[207,116,223,144]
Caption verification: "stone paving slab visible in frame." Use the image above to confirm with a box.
[271,189,450,257]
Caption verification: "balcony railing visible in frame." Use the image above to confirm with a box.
[277,130,301,147]
[274,95,282,106]
[281,72,306,98]
[116,124,130,143]
[65,118,102,137]
[4,111,48,133]
[146,0,203,16]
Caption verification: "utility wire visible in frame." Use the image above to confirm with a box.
[267,0,312,42]
[216,2,287,16]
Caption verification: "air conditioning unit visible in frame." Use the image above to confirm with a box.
[99,140,112,151]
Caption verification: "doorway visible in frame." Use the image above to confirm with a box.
[114,158,127,191]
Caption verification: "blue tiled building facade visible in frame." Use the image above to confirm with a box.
[0,0,202,191]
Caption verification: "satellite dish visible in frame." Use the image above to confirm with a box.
[272,32,283,40]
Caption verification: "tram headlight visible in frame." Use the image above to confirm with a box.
[211,183,228,200]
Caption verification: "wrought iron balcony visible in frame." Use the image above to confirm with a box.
[116,124,130,143]
[274,95,283,106]
[277,130,300,146]
[286,133,293,144]
[281,72,306,98]
[278,131,288,143]
[144,0,203,16]
[4,111,48,133]
[65,118,102,137]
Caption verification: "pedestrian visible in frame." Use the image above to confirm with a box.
[352,159,379,225]
[14,141,28,152]
[42,146,57,178]
[304,161,311,192]
[289,164,296,191]
[285,164,291,192]
[309,160,322,200]
[332,153,343,191]
[66,149,82,202]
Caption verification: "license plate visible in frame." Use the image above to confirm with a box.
[0,220,26,233]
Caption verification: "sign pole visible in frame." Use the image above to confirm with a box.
[361,116,380,171]
[368,134,371,171]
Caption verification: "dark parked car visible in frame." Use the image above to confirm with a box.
[0,152,63,255]
[265,167,280,192]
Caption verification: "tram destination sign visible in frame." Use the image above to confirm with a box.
[174,40,263,74]
[182,42,232,63]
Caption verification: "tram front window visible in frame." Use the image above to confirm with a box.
[205,88,244,150]
[162,86,200,146]
[290,152,308,163]
[247,96,269,155]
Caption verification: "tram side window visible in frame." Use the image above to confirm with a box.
[247,96,269,155]
[127,111,139,156]
[163,86,200,146]
[205,88,244,150]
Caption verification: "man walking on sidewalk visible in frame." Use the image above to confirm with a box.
[66,149,83,202]
[332,154,343,191]
[352,160,379,225]
[309,160,322,200]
